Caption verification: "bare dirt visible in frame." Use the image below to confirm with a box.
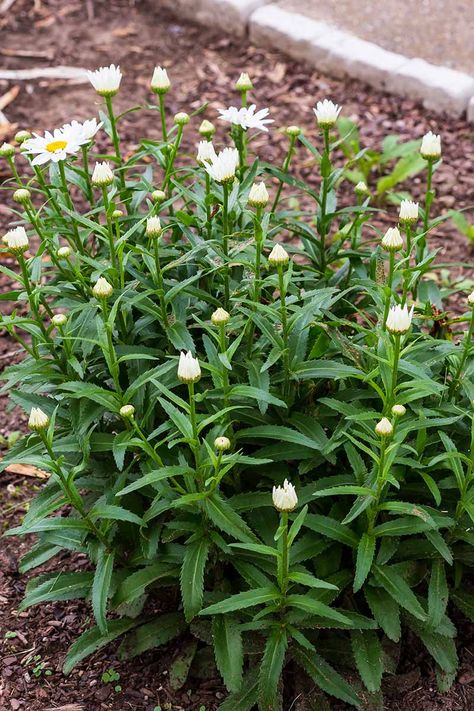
[0,1,473,709]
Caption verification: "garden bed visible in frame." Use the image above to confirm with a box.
[1,2,474,710]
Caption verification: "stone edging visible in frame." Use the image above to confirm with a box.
[159,0,474,120]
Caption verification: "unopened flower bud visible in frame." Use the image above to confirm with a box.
[151,66,171,94]
[313,99,342,128]
[268,243,289,266]
[196,140,217,165]
[272,479,298,512]
[15,130,32,144]
[235,72,253,92]
[146,216,162,238]
[214,436,231,451]
[92,276,113,299]
[151,189,166,203]
[0,142,15,157]
[112,209,123,219]
[199,120,215,138]
[211,307,230,326]
[120,404,135,418]
[391,404,406,417]
[382,227,403,252]
[468,291,474,307]
[92,161,114,187]
[286,125,301,137]
[248,181,269,208]
[28,407,49,432]
[386,304,414,335]
[399,200,419,224]
[375,417,393,437]
[354,181,369,196]
[174,112,190,126]
[13,188,31,204]
[420,131,441,160]
[57,246,72,259]
[177,351,201,383]
[52,313,67,327]
[4,226,28,254]
[87,64,122,97]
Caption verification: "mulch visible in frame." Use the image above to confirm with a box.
[0,1,473,709]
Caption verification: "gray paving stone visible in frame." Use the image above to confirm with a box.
[249,6,325,63]
[160,0,271,36]
[468,96,474,123]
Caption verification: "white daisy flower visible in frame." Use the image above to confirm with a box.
[61,118,102,146]
[218,103,273,132]
[313,99,342,128]
[22,124,84,166]
[87,64,122,97]
[205,147,239,184]
[196,140,217,164]
[177,351,201,384]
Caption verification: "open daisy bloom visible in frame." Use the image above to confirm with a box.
[22,120,101,166]
[218,103,273,132]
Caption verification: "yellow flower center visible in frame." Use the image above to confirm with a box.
[46,140,67,153]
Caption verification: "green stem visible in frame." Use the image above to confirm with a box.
[204,172,212,239]
[162,125,184,192]
[222,182,230,308]
[278,265,290,397]
[279,511,289,596]
[82,145,94,207]
[17,254,54,348]
[419,160,434,263]
[101,187,118,276]
[319,128,331,275]
[58,160,83,254]
[385,334,401,414]
[7,156,22,186]
[188,382,200,474]
[368,438,387,533]
[382,252,395,329]
[105,95,127,201]
[158,93,168,142]
[271,135,296,215]
[100,300,122,397]
[153,237,168,328]
[449,308,474,398]
[218,323,230,416]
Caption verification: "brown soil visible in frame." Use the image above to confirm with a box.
[0,1,473,710]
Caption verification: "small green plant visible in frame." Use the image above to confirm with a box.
[1,65,473,711]
[101,667,121,692]
[0,431,21,449]
[4,630,18,639]
[450,209,474,246]
[25,654,52,678]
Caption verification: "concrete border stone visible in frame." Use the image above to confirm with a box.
[159,0,271,36]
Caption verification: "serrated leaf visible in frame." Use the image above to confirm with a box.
[180,537,210,622]
[20,572,93,610]
[217,667,259,711]
[119,612,186,659]
[63,619,137,674]
[354,533,375,593]
[351,630,383,692]
[294,646,361,708]
[373,565,426,621]
[212,616,243,693]
[364,586,401,642]
[200,587,279,616]
[258,626,287,710]
[92,549,114,634]
[428,560,448,628]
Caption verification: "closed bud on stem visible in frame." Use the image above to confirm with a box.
[112,209,123,219]
[420,131,441,160]
[57,246,72,259]
[15,130,32,144]
[235,72,253,92]
[286,125,301,137]
[87,64,122,97]
[248,181,269,208]
[151,66,171,94]
[4,226,29,254]
[174,112,190,126]
[199,120,216,138]
[272,479,298,512]
[146,216,162,238]
[386,304,414,334]
[28,407,50,432]
[177,351,201,383]
[151,189,166,203]
[92,276,113,299]
[211,307,230,326]
[119,404,135,419]
[399,199,419,224]
[92,161,114,187]
[0,142,15,157]
[214,436,231,451]
[467,291,474,307]
[391,404,406,417]
[268,243,289,267]
[375,417,393,437]
[52,313,67,327]
[13,188,31,204]
[382,227,403,252]
[354,181,369,196]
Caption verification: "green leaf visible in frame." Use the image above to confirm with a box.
[229,542,279,558]
[354,533,376,593]
[217,668,258,711]
[229,384,287,409]
[180,537,210,622]
[200,587,279,615]
[92,549,115,635]
[292,360,362,380]
[117,466,191,496]
[288,571,338,591]
[212,616,243,693]
[315,485,375,499]
[351,630,383,692]
[428,560,448,629]
[90,504,143,526]
[258,626,287,710]
[407,618,458,674]
[169,638,198,690]
[304,513,358,548]
[294,646,361,708]
[20,572,93,610]
[63,618,137,674]
[373,565,426,621]
[364,586,400,642]
[113,562,178,607]
[119,612,186,659]
[203,493,259,544]
[286,595,350,624]
[451,589,474,622]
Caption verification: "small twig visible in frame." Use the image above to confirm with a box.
[0,0,18,14]
[0,85,19,111]
[0,66,88,83]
